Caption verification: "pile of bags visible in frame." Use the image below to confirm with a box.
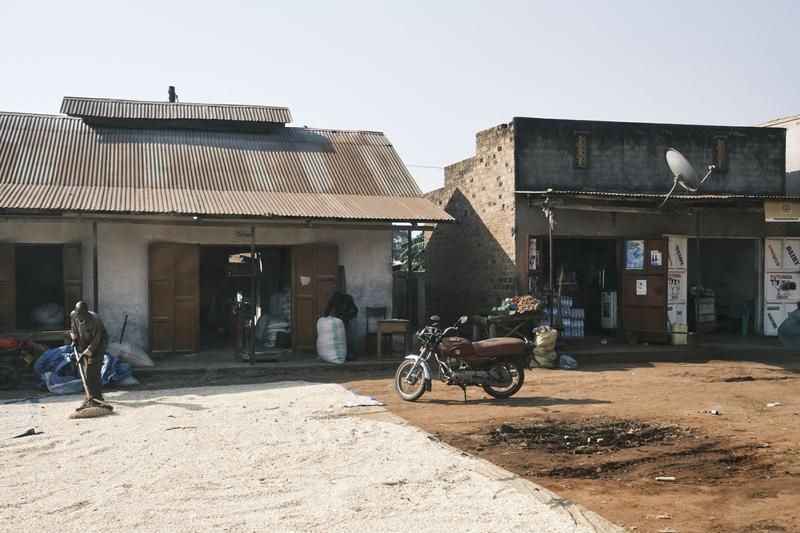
[31,303,64,329]
[33,345,136,395]
[254,315,291,348]
[269,288,292,325]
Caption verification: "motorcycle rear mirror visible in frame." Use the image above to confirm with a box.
[430,315,441,323]
[458,315,468,325]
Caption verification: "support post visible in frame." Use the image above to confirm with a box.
[250,225,256,365]
[543,199,555,327]
[406,228,413,322]
[92,221,99,313]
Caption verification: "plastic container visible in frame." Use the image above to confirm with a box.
[671,323,688,345]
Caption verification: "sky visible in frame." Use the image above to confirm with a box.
[1,1,798,192]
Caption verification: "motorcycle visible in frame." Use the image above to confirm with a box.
[0,338,37,391]
[394,315,531,402]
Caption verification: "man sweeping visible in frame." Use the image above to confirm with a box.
[70,301,113,413]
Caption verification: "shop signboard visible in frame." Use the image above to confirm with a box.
[765,200,800,222]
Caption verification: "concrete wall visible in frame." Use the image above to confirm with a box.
[424,123,517,323]
[515,117,786,195]
[763,116,800,194]
[1,219,393,351]
[0,218,95,308]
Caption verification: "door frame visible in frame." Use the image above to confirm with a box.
[195,244,293,352]
[621,237,668,341]
[532,235,624,332]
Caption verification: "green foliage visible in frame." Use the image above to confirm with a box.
[392,230,425,271]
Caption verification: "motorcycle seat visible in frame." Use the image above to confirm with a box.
[472,337,527,357]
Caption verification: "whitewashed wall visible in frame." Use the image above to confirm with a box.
[0,218,393,351]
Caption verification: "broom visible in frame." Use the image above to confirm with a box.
[70,347,114,419]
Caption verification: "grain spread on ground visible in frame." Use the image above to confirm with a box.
[1,382,601,532]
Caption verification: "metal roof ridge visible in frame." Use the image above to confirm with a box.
[292,125,388,136]
[0,110,79,120]
[61,96,291,112]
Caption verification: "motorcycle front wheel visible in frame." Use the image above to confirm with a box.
[482,360,525,399]
[395,360,426,402]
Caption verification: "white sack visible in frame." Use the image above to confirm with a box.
[108,342,155,368]
[316,317,347,364]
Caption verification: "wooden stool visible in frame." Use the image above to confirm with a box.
[376,319,411,359]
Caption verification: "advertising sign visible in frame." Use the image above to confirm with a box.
[667,236,687,271]
[667,272,686,302]
[667,303,687,327]
[764,304,787,336]
[765,238,783,270]
[765,200,800,222]
[782,239,800,272]
[626,240,644,270]
[636,279,647,296]
[765,272,800,303]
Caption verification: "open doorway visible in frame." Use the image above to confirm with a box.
[546,238,619,335]
[15,245,65,330]
[199,246,291,354]
[688,238,758,334]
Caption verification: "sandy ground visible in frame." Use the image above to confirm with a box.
[347,358,800,533]
[1,382,604,533]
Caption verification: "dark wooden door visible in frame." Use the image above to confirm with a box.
[622,238,667,341]
[149,243,199,355]
[292,245,338,351]
[0,244,15,330]
[62,244,82,325]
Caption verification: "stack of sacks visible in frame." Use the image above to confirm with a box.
[255,314,291,348]
[269,288,292,326]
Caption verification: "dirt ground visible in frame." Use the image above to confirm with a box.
[346,357,800,533]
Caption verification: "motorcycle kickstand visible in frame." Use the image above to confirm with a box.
[460,385,467,403]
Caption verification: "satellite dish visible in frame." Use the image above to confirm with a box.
[661,148,715,208]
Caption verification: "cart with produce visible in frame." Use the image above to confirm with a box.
[471,295,546,340]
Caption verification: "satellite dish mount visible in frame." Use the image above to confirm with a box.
[661,148,715,208]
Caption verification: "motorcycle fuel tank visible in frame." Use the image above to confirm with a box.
[438,337,475,358]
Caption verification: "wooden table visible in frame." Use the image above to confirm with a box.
[376,319,412,359]
[471,313,543,340]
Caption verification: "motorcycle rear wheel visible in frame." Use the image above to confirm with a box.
[395,360,426,402]
[0,365,20,391]
[482,360,525,399]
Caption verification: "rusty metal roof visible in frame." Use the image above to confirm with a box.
[516,189,800,202]
[0,112,451,222]
[61,96,293,124]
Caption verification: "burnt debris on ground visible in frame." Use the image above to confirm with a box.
[488,418,687,454]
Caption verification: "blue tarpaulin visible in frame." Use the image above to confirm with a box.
[33,345,133,395]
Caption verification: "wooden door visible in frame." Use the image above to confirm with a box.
[63,244,82,325]
[622,238,667,341]
[149,243,199,355]
[0,244,15,330]
[292,245,338,351]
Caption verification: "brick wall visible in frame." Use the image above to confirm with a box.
[424,122,518,325]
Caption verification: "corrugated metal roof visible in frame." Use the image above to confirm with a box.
[0,112,451,222]
[61,97,293,124]
[516,189,800,201]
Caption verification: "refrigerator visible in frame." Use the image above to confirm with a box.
[600,291,617,330]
